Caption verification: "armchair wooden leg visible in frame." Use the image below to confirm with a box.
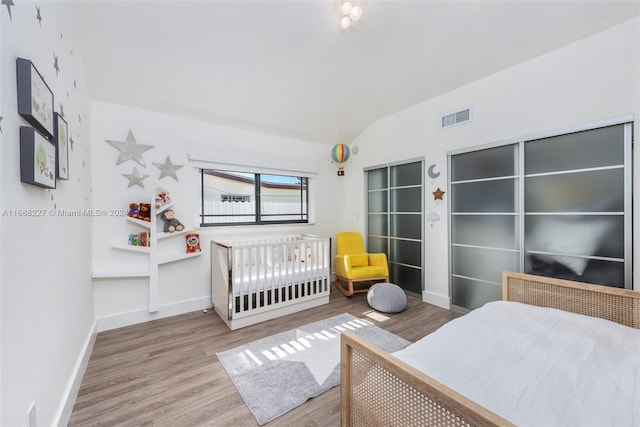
[335,278,354,296]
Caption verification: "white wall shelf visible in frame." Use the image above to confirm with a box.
[94,197,202,312]
[92,270,150,279]
[112,241,151,253]
[159,251,202,265]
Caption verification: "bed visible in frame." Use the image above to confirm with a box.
[340,271,640,426]
[211,234,331,330]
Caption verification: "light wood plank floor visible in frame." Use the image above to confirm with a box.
[69,287,462,427]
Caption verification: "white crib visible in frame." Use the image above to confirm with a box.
[211,234,331,330]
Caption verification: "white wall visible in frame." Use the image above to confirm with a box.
[347,18,640,307]
[90,101,346,326]
[1,2,94,426]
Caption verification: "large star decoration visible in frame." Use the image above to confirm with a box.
[432,187,445,201]
[122,167,149,188]
[105,130,154,167]
[153,156,183,181]
[2,0,14,21]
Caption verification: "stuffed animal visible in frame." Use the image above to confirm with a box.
[155,187,172,210]
[138,203,151,222]
[128,203,140,219]
[161,209,184,232]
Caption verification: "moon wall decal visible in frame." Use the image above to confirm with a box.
[427,164,440,179]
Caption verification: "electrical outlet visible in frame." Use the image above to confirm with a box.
[26,402,36,427]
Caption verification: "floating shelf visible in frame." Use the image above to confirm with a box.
[126,216,152,228]
[92,269,150,279]
[158,251,202,265]
[157,228,187,240]
[112,241,151,253]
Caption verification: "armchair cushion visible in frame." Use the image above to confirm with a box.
[350,253,369,267]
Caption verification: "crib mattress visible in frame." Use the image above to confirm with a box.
[232,264,328,296]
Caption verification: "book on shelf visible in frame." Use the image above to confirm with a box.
[129,231,150,247]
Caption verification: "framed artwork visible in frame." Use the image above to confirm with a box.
[16,58,54,140]
[20,127,56,189]
[54,113,69,180]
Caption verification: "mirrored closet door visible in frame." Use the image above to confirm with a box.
[449,120,632,311]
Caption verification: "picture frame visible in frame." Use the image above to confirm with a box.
[54,113,69,180]
[20,126,56,189]
[16,58,54,140]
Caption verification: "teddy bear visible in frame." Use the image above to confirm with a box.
[155,187,172,210]
[138,203,151,222]
[128,203,140,219]
[161,209,184,232]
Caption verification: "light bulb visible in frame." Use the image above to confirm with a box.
[340,15,351,29]
[350,5,362,21]
[341,1,353,15]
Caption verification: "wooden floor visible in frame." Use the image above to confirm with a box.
[69,287,462,427]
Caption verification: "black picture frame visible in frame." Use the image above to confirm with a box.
[16,58,54,140]
[54,113,69,180]
[20,126,57,189]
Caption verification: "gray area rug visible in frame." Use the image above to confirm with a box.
[216,313,411,425]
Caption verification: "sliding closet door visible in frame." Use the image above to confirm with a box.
[449,120,632,310]
[367,161,423,296]
[524,124,630,288]
[449,145,520,310]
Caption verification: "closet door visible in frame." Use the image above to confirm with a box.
[524,124,629,288]
[449,145,520,310]
[367,161,423,296]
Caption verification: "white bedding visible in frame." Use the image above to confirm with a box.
[232,264,326,296]
[392,301,640,426]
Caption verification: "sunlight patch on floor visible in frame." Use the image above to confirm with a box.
[363,310,390,322]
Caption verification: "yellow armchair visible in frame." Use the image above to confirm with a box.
[334,232,389,296]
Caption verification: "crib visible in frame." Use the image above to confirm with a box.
[211,234,331,330]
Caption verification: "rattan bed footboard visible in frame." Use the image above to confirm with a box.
[341,272,640,426]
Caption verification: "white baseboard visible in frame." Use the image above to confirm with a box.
[95,296,212,332]
[422,290,450,310]
[54,319,98,427]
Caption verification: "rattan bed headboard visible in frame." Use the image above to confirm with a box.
[502,271,640,329]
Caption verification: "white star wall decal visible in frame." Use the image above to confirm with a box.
[122,167,149,188]
[153,156,183,181]
[105,130,154,167]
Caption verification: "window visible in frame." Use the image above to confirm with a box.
[200,169,308,226]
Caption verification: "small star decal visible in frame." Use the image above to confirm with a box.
[105,130,154,167]
[59,102,65,118]
[153,156,183,181]
[432,187,445,201]
[78,114,82,124]
[2,0,14,21]
[53,53,60,77]
[69,135,74,151]
[122,167,149,188]
[36,5,42,26]
[73,79,77,89]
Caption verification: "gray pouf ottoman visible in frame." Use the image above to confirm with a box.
[367,283,407,313]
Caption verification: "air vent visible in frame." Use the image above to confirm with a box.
[441,108,471,128]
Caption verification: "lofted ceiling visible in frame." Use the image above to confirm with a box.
[71,1,640,145]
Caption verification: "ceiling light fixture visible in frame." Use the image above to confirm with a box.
[340,0,363,30]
